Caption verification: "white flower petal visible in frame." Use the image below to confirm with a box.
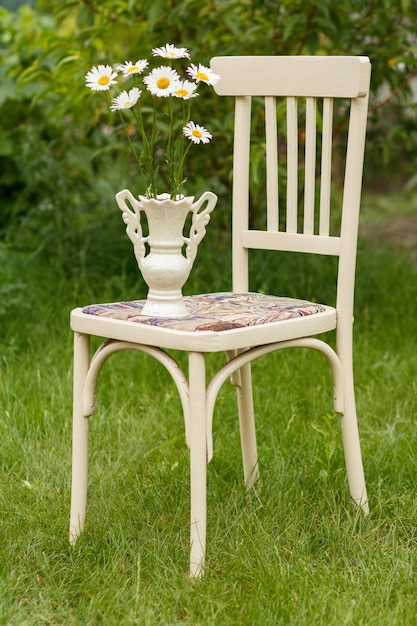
[143,66,180,97]
[183,121,213,144]
[110,87,141,111]
[118,59,149,77]
[186,63,220,86]
[85,64,118,91]
[173,80,198,100]
[152,44,190,59]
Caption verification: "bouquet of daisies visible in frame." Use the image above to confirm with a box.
[85,44,220,199]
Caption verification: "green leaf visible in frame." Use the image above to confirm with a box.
[0,75,16,106]
[282,12,304,42]
[307,31,320,54]
[0,132,13,156]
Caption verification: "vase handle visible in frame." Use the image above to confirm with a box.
[115,189,147,264]
[186,191,218,265]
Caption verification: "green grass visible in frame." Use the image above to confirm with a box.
[0,189,416,625]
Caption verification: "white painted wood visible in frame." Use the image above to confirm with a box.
[319,98,333,235]
[82,339,191,445]
[265,96,279,231]
[188,352,207,577]
[69,332,90,545]
[211,56,371,98]
[232,95,251,292]
[241,230,341,255]
[70,305,337,353]
[286,96,298,233]
[228,352,259,488]
[304,97,317,235]
[69,55,371,576]
[206,337,346,460]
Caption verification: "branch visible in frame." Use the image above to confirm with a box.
[370,68,417,113]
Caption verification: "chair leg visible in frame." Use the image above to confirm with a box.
[236,362,259,488]
[69,332,91,544]
[188,352,207,578]
[340,361,369,515]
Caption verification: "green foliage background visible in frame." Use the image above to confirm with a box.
[1,0,417,285]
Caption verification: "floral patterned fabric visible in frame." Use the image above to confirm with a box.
[82,292,326,332]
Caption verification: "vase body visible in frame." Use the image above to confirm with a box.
[116,190,217,317]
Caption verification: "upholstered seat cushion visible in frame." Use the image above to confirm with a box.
[82,292,326,333]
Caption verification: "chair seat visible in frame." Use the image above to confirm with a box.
[71,292,337,352]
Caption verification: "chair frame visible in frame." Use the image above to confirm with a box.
[69,56,371,577]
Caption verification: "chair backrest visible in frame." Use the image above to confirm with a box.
[210,56,371,313]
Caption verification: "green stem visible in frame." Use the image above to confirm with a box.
[174,99,191,197]
[118,111,147,183]
[167,95,175,197]
[132,103,156,197]
[175,139,193,194]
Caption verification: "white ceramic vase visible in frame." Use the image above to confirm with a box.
[115,190,217,317]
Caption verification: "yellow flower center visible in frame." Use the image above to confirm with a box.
[196,72,208,81]
[157,77,170,89]
[98,75,110,86]
[176,89,188,97]
[127,65,138,73]
[192,129,203,138]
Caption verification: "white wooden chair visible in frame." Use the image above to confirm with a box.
[69,56,371,577]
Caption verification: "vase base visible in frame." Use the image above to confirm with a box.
[141,290,188,318]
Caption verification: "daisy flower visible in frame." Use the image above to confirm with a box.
[186,63,220,86]
[143,66,180,97]
[152,44,190,59]
[118,59,149,77]
[173,80,198,100]
[183,121,212,144]
[85,64,118,91]
[110,87,141,112]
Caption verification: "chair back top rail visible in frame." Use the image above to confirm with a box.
[211,56,371,98]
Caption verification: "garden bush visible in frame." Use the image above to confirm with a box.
[1,0,417,284]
